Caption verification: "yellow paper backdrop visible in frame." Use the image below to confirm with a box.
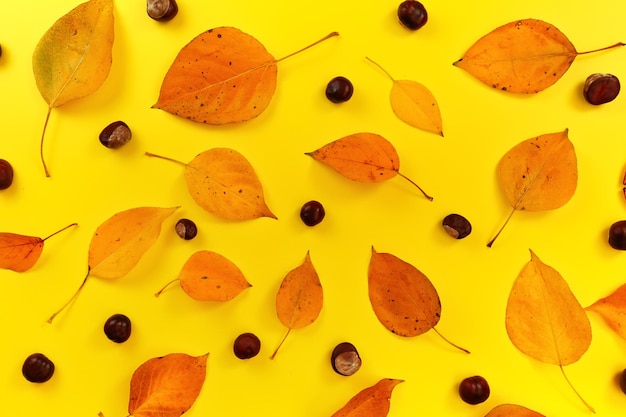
[1,0,625,416]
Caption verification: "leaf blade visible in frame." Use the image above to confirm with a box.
[485,404,546,417]
[330,378,403,417]
[390,80,443,136]
[0,233,44,272]
[585,283,626,339]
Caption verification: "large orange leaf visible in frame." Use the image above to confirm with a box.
[368,248,468,353]
[0,223,76,272]
[586,283,626,339]
[306,133,433,200]
[32,0,114,176]
[153,27,338,124]
[271,251,323,359]
[146,149,276,221]
[488,129,577,246]
[484,404,545,417]
[505,250,593,411]
[330,378,403,417]
[453,18,624,93]
[128,352,208,417]
[155,250,251,301]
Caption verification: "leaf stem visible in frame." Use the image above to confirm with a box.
[145,151,187,167]
[577,42,625,55]
[365,56,396,81]
[487,207,516,247]
[432,327,470,354]
[47,267,90,324]
[154,278,180,297]
[270,328,291,360]
[559,365,595,413]
[40,107,52,177]
[276,32,339,64]
[42,223,78,242]
[396,171,433,201]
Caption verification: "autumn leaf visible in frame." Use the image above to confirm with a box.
[146,149,276,220]
[0,223,76,272]
[485,404,545,417]
[270,251,323,359]
[128,352,208,417]
[33,0,114,177]
[368,247,469,353]
[505,250,593,412]
[48,206,178,323]
[487,129,577,247]
[153,27,338,124]
[366,57,443,136]
[585,283,626,339]
[330,378,403,417]
[155,250,252,301]
[453,18,624,94]
[306,132,433,200]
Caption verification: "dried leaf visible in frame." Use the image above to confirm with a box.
[453,18,624,93]
[368,247,468,353]
[488,129,577,247]
[330,378,403,417]
[33,0,114,176]
[0,223,76,272]
[485,404,545,417]
[128,352,208,417]
[585,283,626,339]
[306,132,433,200]
[156,250,251,301]
[270,251,323,359]
[366,57,443,136]
[505,250,593,411]
[146,149,276,221]
[153,27,338,124]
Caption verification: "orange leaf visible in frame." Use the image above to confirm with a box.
[330,378,403,417]
[153,27,338,124]
[485,404,545,417]
[367,57,443,136]
[0,223,77,272]
[453,18,624,93]
[146,149,276,221]
[586,283,626,339]
[368,247,468,353]
[488,129,577,247]
[271,251,323,359]
[505,250,593,411]
[128,352,208,417]
[306,132,433,200]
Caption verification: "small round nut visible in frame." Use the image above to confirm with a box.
[147,0,178,21]
[442,214,472,239]
[620,368,626,395]
[331,342,361,376]
[175,218,197,240]
[0,159,14,190]
[583,73,620,105]
[99,121,132,149]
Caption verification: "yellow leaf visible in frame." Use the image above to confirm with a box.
[330,378,403,417]
[485,404,545,417]
[505,250,593,411]
[128,353,208,417]
[488,129,577,246]
[32,0,114,176]
[367,57,443,136]
[586,283,626,339]
[453,18,624,93]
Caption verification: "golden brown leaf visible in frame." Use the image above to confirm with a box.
[505,250,593,411]
[271,251,323,359]
[154,27,338,124]
[32,0,115,176]
[0,224,77,272]
[586,283,626,339]
[453,18,624,93]
[367,57,443,136]
[145,149,276,221]
[488,129,577,246]
[485,404,545,417]
[128,353,208,417]
[330,378,403,417]
[306,133,433,200]
[368,247,468,353]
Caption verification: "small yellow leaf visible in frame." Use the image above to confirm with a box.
[485,404,545,417]
[89,206,179,279]
[330,378,403,417]
[586,283,626,339]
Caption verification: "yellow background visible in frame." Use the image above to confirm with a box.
[1,0,625,416]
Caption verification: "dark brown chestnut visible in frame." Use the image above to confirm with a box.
[99,121,132,149]
[331,342,361,376]
[583,73,620,105]
[0,159,14,190]
[147,0,178,22]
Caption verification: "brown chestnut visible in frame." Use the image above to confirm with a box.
[331,342,361,376]
[147,0,178,22]
[99,121,132,149]
[0,159,13,190]
[583,73,620,105]
[175,218,197,240]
